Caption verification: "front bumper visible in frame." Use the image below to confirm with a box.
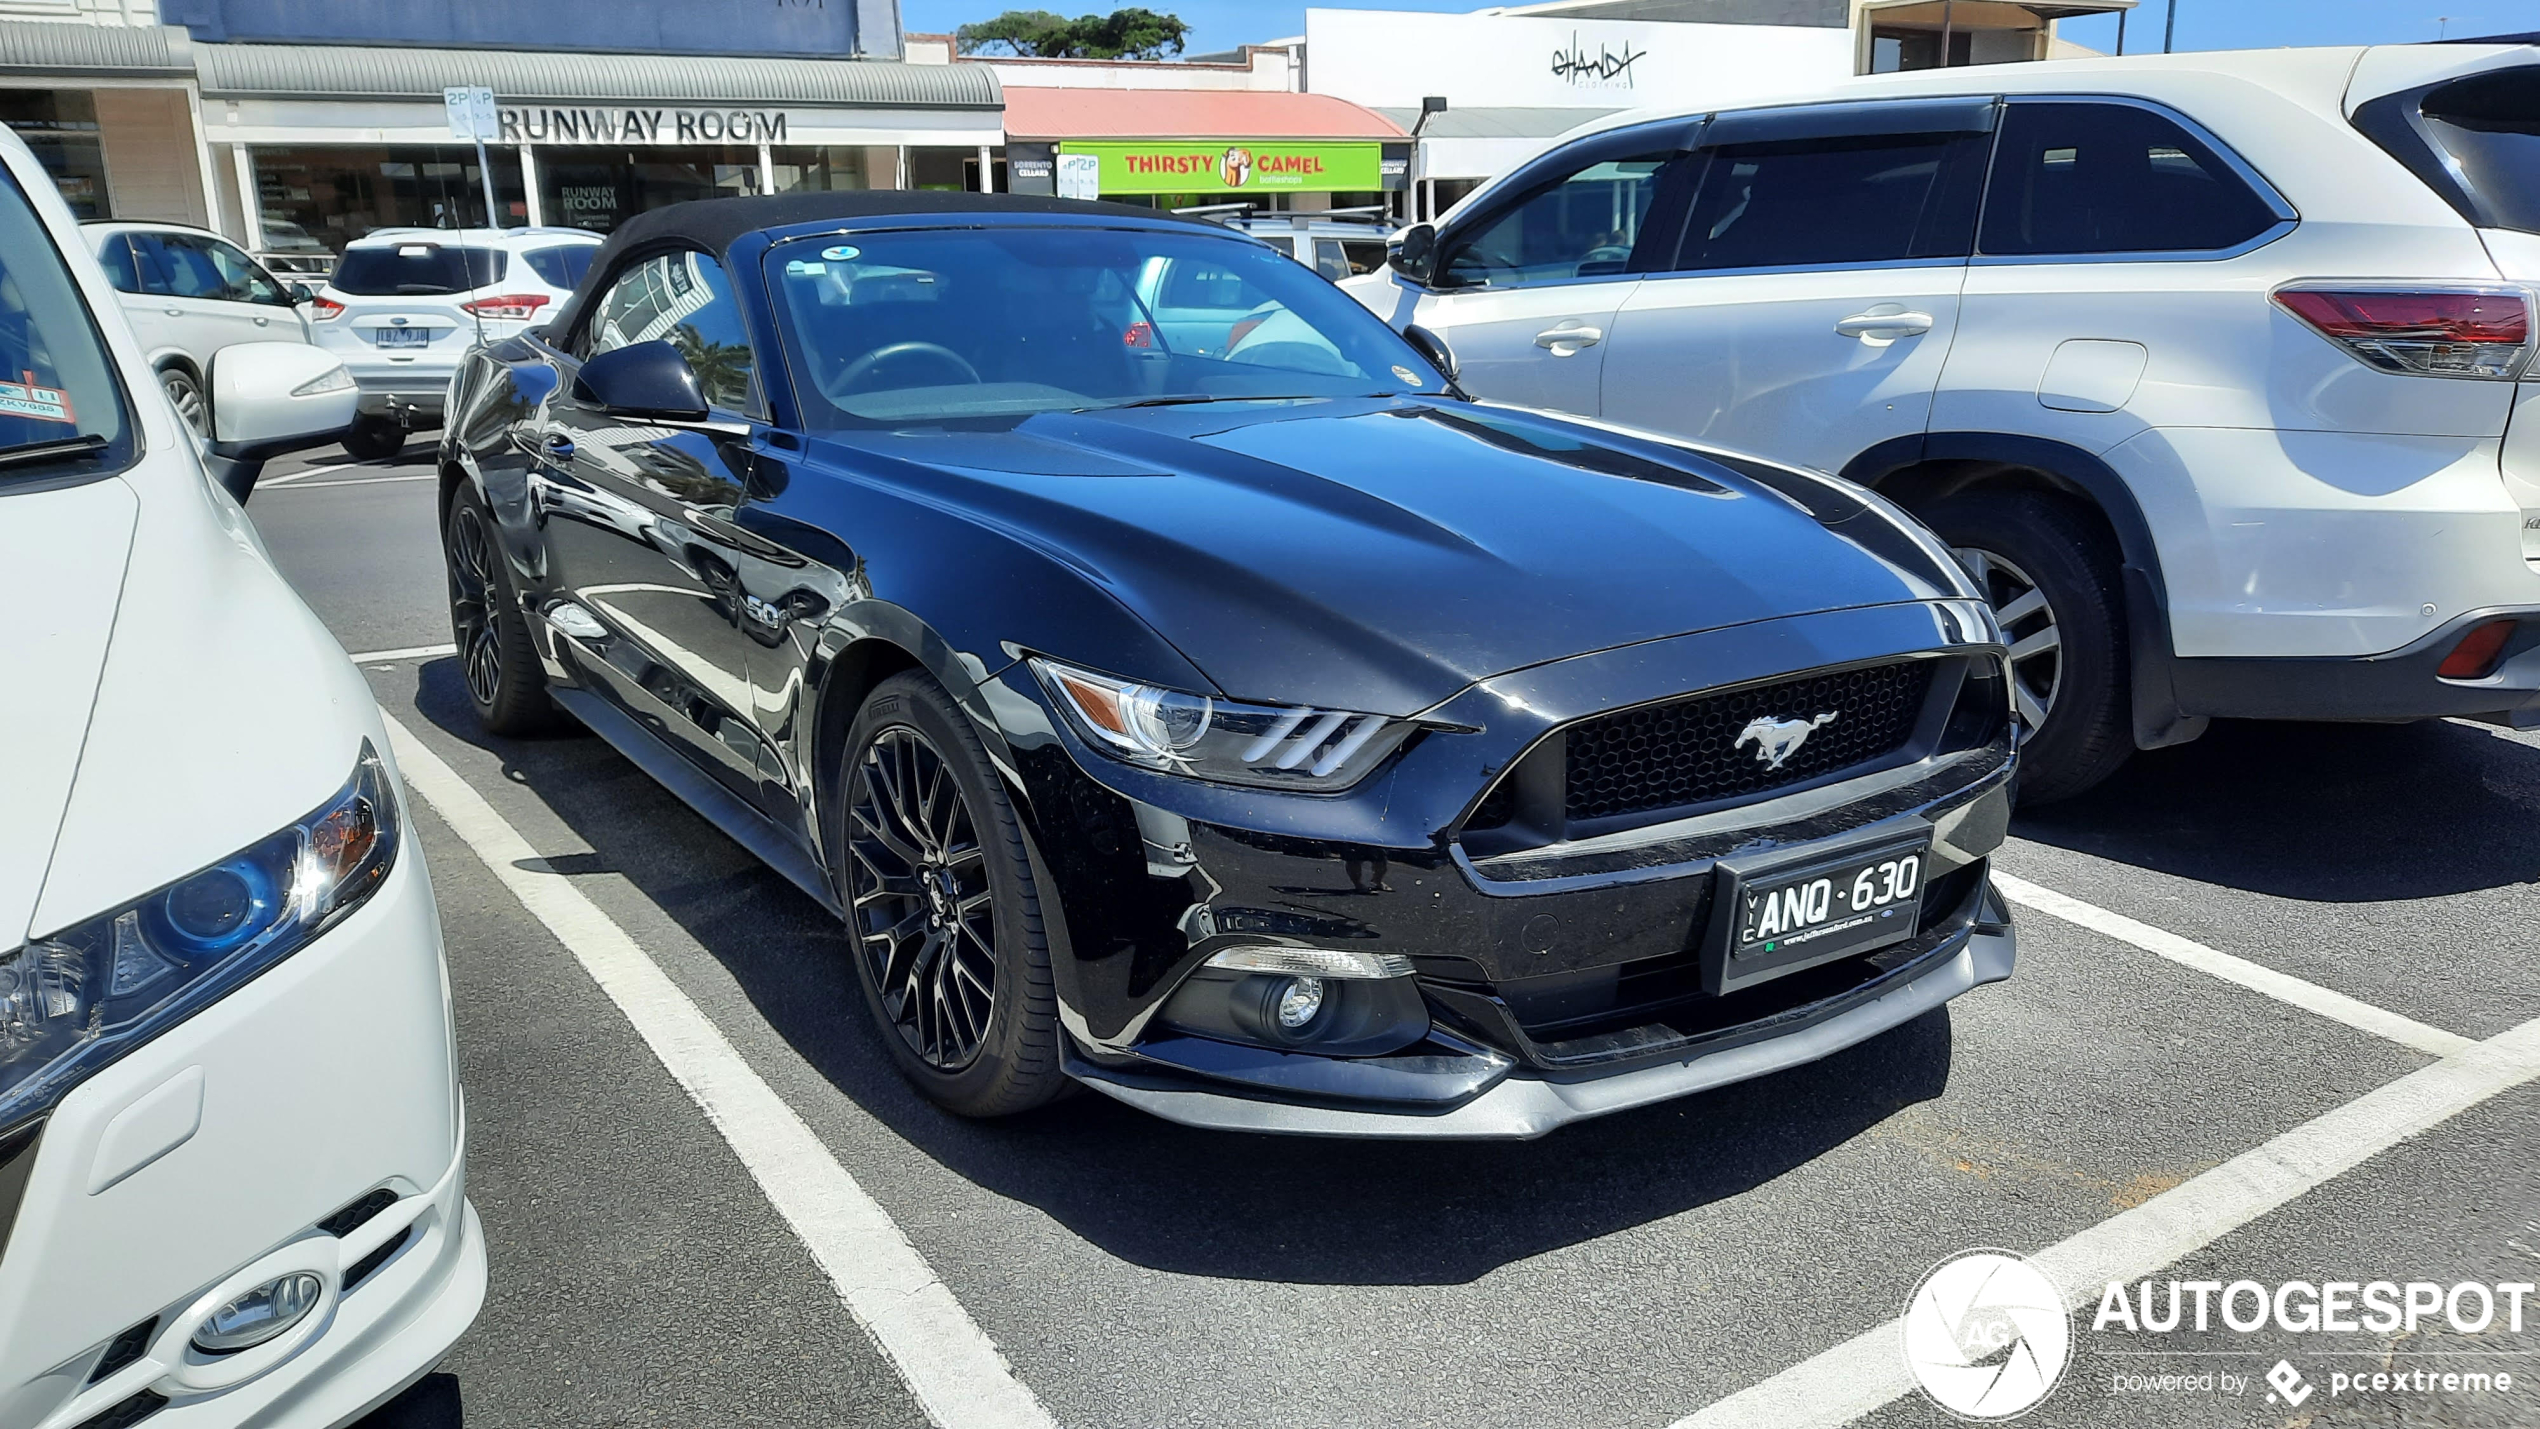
[0,823,482,1429]
[1004,600,2018,1138]
[1068,889,2013,1139]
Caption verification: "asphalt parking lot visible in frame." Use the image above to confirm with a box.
[242,442,2539,1429]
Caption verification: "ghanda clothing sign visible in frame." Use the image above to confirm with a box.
[1060,142,1383,194]
[1301,8,1853,111]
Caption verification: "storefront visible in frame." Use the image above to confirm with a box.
[188,41,1002,266]
[1001,88,1407,214]
[0,21,217,228]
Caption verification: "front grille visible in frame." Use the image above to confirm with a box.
[1564,660,1933,822]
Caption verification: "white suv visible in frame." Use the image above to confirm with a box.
[311,226,599,460]
[1352,43,2540,800]
[83,222,316,437]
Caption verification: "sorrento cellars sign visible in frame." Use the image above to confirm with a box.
[1059,141,1382,195]
[499,107,791,144]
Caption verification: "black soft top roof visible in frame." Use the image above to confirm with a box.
[546,192,1219,338]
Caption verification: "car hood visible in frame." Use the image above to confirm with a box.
[820,398,1958,716]
[0,476,139,947]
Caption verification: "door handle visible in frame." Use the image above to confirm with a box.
[1834,309,1935,340]
[162,307,182,317]
[542,432,575,460]
[252,316,271,326]
[1534,323,1604,354]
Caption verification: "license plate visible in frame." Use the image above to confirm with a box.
[371,327,431,348]
[1703,836,1929,994]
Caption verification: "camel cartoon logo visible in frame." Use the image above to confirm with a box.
[1218,147,1254,188]
[1735,712,1838,770]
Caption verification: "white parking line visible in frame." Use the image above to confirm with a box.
[1992,871,2475,1058]
[348,643,458,664]
[266,473,436,490]
[380,713,1058,1429]
[1670,1012,2540,1429]
[253,461,363,487]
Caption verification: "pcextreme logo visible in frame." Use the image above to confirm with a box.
[1901,1250,2072,1420]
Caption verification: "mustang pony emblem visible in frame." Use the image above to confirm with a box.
[1735,712,1839,770]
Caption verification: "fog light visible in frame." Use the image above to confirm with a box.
[2438,619,2517,679]
[193,1272,323,1355]
[1274,975,1325,1030]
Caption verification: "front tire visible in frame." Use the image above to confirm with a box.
[443,483,563,736]
[838,672,1065,1118]
[1920,490,2133,804]
[159,367,208,436]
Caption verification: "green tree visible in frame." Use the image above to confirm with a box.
[955,7,1189,60]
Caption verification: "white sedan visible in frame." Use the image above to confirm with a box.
[0,126,484,1426]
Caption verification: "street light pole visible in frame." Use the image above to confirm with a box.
[2163,0,2178,53]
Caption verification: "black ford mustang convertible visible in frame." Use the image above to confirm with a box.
[437,192,2018,1138]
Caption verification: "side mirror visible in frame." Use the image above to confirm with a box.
[1403,324,1458,383]
[287,282,315,305]
[202,341,359,501]
[1389,223,1438,286]
[574,340,707,422]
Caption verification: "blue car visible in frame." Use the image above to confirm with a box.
[436,192,2018,1138]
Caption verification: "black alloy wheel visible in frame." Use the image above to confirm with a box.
[838,672,1065,1117]
[442,484,563,736]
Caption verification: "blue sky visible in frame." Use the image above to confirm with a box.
[899,1,2540,58]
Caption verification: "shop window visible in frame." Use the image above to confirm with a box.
[909,149,970,192]
[1,90,110,219]
[540,146,762,234]
[772,146,871,194]
[586,250,758,412]
[250,146,526,256]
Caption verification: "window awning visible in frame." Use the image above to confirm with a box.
[194,41,1002,108]
[0,20,187,78]
[1002,87,1405,142]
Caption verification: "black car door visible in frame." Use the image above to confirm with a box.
[531,249,786,807]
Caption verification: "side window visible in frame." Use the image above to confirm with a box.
[96,234,140,293]
[524,244,595,291]
[1440,154,1675,289]
[585,250,759,412]
[132,233,224,299]
[202,238,286,305]
[1674,133,1984,273]
[1981,102,2282,256]
[1310,238,1352,282]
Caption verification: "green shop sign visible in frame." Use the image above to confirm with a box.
[1060,141,1381,194]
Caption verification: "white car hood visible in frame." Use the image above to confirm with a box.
[6,452,385,949]
[0,477,139,948]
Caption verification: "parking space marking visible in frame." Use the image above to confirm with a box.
[1670,1013,2540,1429]
[381,713,1059,1429]
[1993,871,2474,1057]
[252,461,363,487]
[265,473,437,490]
[347,643,457,663]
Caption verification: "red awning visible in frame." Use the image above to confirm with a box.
[1001,87,1407,143]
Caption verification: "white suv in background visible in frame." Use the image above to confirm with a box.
[1353,42,2540,801]
[84,221,316,437]
[311,226,599,460]
[0,126,482,1426]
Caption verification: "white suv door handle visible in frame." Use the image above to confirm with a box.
[1835,309,1934,339]
[1535,323,1604,353]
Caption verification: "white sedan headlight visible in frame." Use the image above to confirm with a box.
[0,744,398,1127]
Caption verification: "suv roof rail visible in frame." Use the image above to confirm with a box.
[1172,202,1257,223]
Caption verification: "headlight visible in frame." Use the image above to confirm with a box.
[1029,658,1416,790]
[0,743,398,1129]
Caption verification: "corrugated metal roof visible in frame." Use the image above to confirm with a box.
[0,20,185,75]
[195,42,1002,107]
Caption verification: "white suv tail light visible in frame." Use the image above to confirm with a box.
[2273,283,2534,380]
[309,296,344,321]
[459,294,549,320]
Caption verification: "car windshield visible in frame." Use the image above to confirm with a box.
[768,226,1445,427]
[332,243,506,296]
[0,166,128,480]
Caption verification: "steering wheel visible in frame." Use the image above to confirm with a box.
[830,341,982,398]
